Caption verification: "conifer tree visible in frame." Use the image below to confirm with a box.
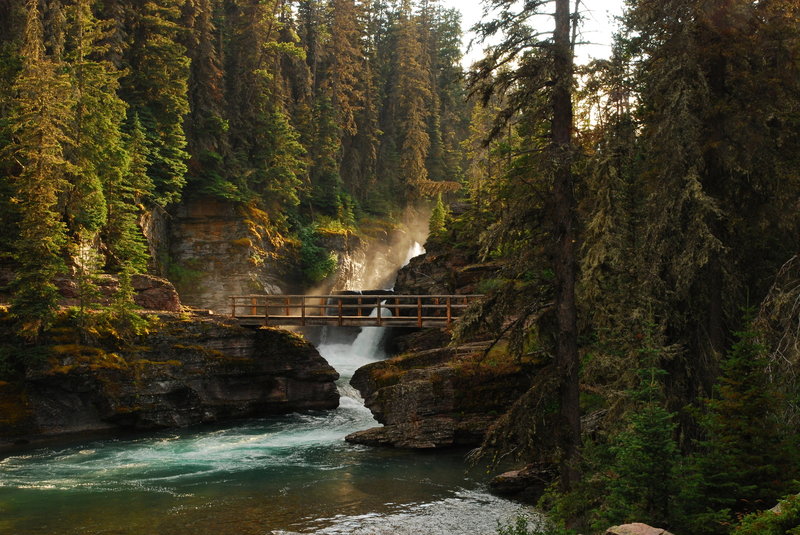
[122,0,190,206]
[324,0,364,137]
[340,0,381,207]
[428,192,447,237]
[469,0,582,491]
[104,112,152,274]
[0,0,24,259]
[63,0,129,236]
[182,0,230,197]
[224,0,305,228]
[7,0,72,339]
[622,0,800,404]
[394,0,431,198]
[601,340,680,530]
[679,316,800,534]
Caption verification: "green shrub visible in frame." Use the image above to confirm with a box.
[298,226,338,283]
[497,515,574,535]
[733,494,800,535]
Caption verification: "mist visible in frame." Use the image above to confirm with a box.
[310,203,432,294]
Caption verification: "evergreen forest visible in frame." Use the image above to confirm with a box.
[1,0,800,533]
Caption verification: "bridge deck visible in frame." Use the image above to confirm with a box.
[230,294,482,328]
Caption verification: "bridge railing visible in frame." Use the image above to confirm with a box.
[229,294,483,327]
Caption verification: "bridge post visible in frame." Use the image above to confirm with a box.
[338,298,343,327]
[417,297,422,328]
[251,297,257,316]
[377,300,382,326]
[301,297,306,326]
[231,297,236,318]
[264,296,269,326]
[447,296,452,326]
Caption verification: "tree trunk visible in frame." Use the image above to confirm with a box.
[551,0,581,492]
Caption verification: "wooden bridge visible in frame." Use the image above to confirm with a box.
[230,293,483,328]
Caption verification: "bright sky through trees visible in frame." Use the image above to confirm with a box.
[442,0,626,66]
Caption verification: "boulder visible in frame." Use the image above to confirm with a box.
[131,274,182,312]
[606,523,674,535]
[489,463,556,502]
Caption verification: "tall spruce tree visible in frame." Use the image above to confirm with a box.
[678,316,800,534]
[122,0,190,206]
[469,0,582,491]
[224,0,305,228]
[621,0,800,408]
[182,0,230,198]
[7,0,73,339]
[394,0,431,199]
[0,0,24,260]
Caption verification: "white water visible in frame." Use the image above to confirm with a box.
[402,241,426,268]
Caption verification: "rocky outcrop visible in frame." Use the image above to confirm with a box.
[131,274,182,312]
[394,239,499,296]
[489,463,557,502]
[345,346,530,448]
[167,197,291,314]
[605,524,674,535]
[0,315,338,450]
[0,268,181,313]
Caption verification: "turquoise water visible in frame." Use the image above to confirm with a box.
[0,329,536,534]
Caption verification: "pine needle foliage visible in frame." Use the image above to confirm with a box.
[677,314,800,535]
[7,0,72,340]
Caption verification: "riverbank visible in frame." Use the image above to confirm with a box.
[0,312,338,451]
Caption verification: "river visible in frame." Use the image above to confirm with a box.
[0,243,537,534]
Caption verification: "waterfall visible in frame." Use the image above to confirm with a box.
[402,241,426,268]
[317,240,424,406]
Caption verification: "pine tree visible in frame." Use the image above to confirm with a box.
[323,0,364,137]
[122,0,190,206]
[102,114,153,334]
[428,192,447,237]
[7,0,72,339]
[469,0,582,491]
[104,112,152,274]
[621,0,800,406]
[0,0,24,260]
[224,0,305,228]
[340,0,381,207]
[394,0,431,199]
[602,347,680,529]
[182,0,230,198]
[679,316,800,534]
[63,0,131,236]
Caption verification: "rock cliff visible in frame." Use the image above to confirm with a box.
[345,344,531,448]
[393,237,498,296]
[0,315,338,451]
[166,197,291,314]
[165,196,428,314]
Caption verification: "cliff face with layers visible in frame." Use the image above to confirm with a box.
[165,197,292,315]
[0,316,338,451]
